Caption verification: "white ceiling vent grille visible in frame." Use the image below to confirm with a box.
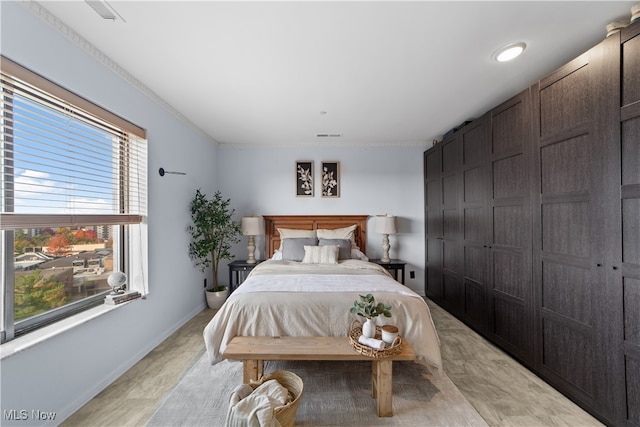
[85,1,126,22]
[316,133,342,138]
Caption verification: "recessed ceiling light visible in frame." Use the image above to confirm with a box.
[493,42,526,62]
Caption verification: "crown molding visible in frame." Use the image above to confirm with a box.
[20,0,218,145]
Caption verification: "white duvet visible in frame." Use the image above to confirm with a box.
[203,259,442,376]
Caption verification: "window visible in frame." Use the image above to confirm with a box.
[1,56,147,343]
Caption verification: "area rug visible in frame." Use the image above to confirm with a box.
[147,354,487,426]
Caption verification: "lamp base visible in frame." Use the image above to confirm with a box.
[381,234,391,263]
[247,236,256,264]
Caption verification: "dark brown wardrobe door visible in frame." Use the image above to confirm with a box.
[532,41,609,412]
[440,136,464,315]
[612,24,640,427]
[424,146,443,301]
[460,116,490,331]
[424,136,464,314]
[488,90,534,363]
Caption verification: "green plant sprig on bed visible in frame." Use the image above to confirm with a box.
[350,294,392,319]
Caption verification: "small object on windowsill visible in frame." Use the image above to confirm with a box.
[105,290,141,305]
[107,271,127,295]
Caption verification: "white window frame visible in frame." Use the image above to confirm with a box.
[0,56,147,343]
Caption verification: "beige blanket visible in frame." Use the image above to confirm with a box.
[203,260,442,376]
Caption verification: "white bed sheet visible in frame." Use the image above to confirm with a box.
[203,259,442,376]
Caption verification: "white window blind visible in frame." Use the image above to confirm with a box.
[1,57,148,343]
[1,56,147,230]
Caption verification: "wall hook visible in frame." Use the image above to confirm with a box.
[159,167,186,177]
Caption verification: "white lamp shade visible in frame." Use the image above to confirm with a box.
[241,216,262,235]
[375,215,397,234]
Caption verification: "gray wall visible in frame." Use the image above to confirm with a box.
[219,143,429,294]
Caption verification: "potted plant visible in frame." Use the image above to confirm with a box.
[188,189,242,309]
[350,294,392,338]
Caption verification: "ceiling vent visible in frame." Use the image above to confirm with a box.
[85,1,126,22]
[316,133,342,138]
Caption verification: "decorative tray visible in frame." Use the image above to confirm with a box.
[348,319,402,358]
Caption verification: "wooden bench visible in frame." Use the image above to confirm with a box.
[222,336,416,417]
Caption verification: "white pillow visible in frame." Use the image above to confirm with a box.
[271,250,283,260]
[277,228,317,249]
[316,224,358,248]
[351,248,369,261]
[302,245,339,264]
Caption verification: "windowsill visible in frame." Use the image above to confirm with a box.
[0,298,141,361]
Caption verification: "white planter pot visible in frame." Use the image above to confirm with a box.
[205,288,228,310]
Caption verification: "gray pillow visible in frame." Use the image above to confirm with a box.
[319,238,351,260]
[281,237,318,262]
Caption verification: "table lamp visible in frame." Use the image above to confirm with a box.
[375,215,397,263]
[241,216,262,264]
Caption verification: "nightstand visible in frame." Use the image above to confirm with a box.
[369,259,406,285]
[228,260,263,293]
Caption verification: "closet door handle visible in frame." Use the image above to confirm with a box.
[612,266,618,270]
[596,263,602,267]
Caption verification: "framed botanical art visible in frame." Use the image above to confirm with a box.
[296,161,314,197]
[321,161,340,197]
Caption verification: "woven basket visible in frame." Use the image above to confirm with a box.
[348,319,403,358]
[248,370,304,427]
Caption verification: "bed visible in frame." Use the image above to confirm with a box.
[203,215,442,376]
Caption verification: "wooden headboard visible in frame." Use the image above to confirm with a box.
[263,215,368,258]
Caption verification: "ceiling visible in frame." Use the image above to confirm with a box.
[37,1,635,147]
